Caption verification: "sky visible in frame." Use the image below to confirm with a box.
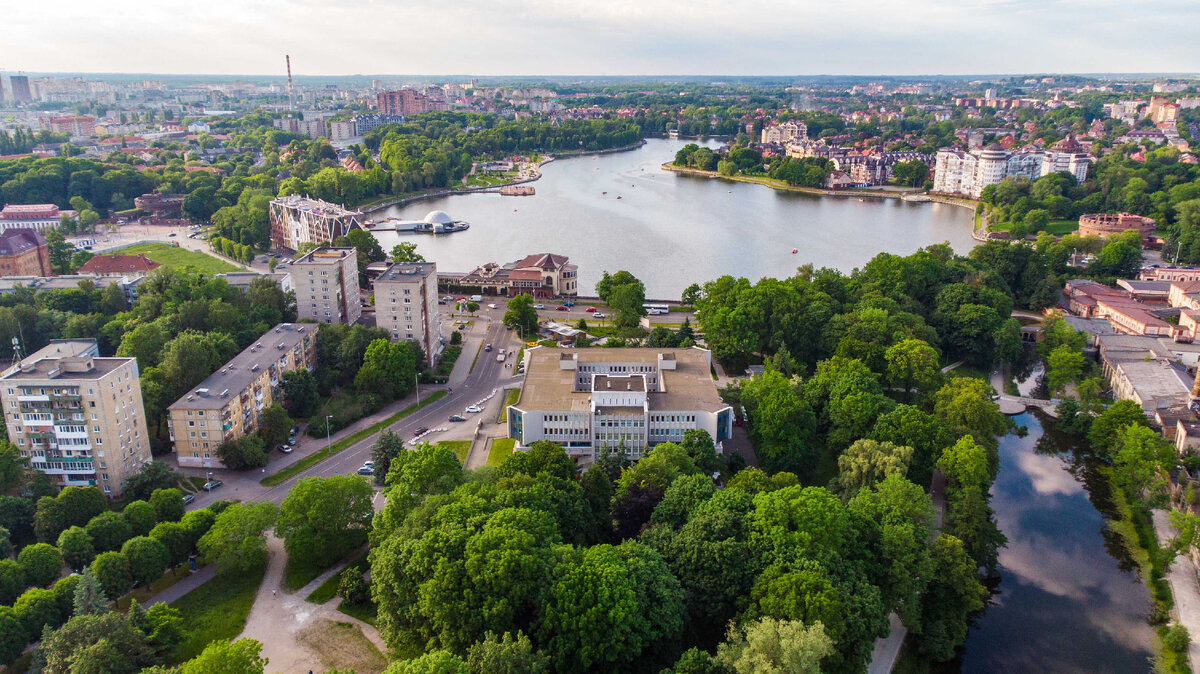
[6,0,1200,77]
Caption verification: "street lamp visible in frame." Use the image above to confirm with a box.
[325,415,333,454]
[415,373,421,407]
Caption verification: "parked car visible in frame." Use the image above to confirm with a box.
[437,299,446,305]
[593,312,606,318]
[182,494,195,505]
[168,233,176,237]
[203,480,223,491]
[279,444,293,454]
[364,460,375,469]
[357,466,374,475]
[585,306,597,313]
[289,425,301,436]
[484,344,492,352]
[448,414,466,422]
[458,324,467,331]
[533,304,545,310]
[286,436,297,446]
[413,426,430,437]
[488,303,497,309]
[556,305,569,311]
[465,405,483,413]
[563,301,575,307]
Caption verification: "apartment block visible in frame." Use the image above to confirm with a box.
[268,196,363,251]
[1,339,150,497]
[372,262,442,364]
[508,347,733,461]
[167,323,317,468]
[291,247,361,325]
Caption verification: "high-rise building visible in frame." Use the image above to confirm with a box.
[167,323,317,468]
[268,195,363,250]
[377,89,446,117]
[1,339,151,497]
[372,262,442,365]
[291,247,361,325]
[9,76,32,103]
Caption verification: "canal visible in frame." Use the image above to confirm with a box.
[368,138,977,297]
[952,411,1156,672]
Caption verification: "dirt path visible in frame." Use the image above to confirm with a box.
[238,535,386,673]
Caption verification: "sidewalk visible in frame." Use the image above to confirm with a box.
[1152,510,1200,672]
[140,564,216,608]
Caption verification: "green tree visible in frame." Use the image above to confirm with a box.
[0,559,24,604]
[0,606,28,664]
[18,542,63,587]
[123,500,158,537]
[177,638,268,674]
[0,440,25,494]
[1113,425,1174,503]
[391,242,426,263]
[716,616,834,674]
[1088,399,1149,458]
[369,430,407,486]
[884,339,942,401]
[280,369,320,417]
[121,536,170,587]
[216,435,269,471]
[1045,344,1086,395]
[257,404,292,450]
[149,488,185,523]
[90,551,133,599]
[72,568,108,616]
[466,630,550,674]
[739,368,818,476]
[124,462,182,502]
[836,439,913,498]
[86,511,133,552]
[57,526,96,571]
[39,610,154,674]
[276,475,373,569]
[681,283,701,306]
[914,534,986,661]
[45,229,75,274]
[198,502,279,574]
[503,294,540,338]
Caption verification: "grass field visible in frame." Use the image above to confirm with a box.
[988,218,1078,236]
[497,388,521,423]
[285,556,338,592]
[168,563,266,662]
[111,242,239,273]
[261,390,447,487]
[307,553,369,604]
[487,438,516,468]
[338,600,378,626]
[437,440,472,464]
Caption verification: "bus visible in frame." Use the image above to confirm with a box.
[643,303,670,315]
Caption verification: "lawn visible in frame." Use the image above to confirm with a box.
[298,619,387,674]
[285,556,338,592]
[261,390,447,487]
[110,242,239,273]
[437,440,472,464]
[307,553,369,604]
[114,566,197,610]
[497,388,521,423]
[487,438,516,468]
[338,600,378,626]
[168,563,266,662]
[988,218,1078,236]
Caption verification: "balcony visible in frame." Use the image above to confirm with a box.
[17,395,49,403]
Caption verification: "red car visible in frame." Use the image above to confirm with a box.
[585,306,597,313]
[556,305,569,311]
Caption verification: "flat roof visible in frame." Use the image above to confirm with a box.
[294,247,355,266]
[167,323,315,411]
[1115,359,1191,403]
[516,347,725,414]
[2,356,127,382]
[373,262,436,282]
[595,374,645,392]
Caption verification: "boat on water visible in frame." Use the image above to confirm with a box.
[617,196,622,199]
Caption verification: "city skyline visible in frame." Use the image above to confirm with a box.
[7,0,1200,77]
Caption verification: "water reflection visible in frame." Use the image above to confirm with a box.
[953,412,1155,673]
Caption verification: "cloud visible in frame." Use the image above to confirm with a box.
[5,0,1200,74]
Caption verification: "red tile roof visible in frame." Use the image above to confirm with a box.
[77,254,161,275]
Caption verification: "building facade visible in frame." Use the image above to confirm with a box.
[329,120,357,141]
[372,262,442,364]
[168,323,317,468]
[76,254,162,278]
[452,253,578,298]
[761,121,807,144]
[268,196,364,251]
[377,89,446,117]
[0,204,73,231]
[507,347,733,461]
[932,137,1090,198]
[0,229,52,276]
[43,115,96,137]
[10,76,32,103]
[1078,212,1156,240]
[291,247,361,325]
[1,339,150,497]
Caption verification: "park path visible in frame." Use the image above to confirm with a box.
[237,535,385,673]
[139,564,215,608]
[1153,510,1200,673]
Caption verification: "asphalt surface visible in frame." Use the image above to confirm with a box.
[184,309,522,508]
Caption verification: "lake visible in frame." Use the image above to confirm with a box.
[368,138,977,297]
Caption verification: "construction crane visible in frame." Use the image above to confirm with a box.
[286,55,295,112]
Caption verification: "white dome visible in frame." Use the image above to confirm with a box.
[424,210,454,225]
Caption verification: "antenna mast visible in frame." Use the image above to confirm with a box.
[286,55,295,112]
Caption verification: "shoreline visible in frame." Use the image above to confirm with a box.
[360,139,648,216]
[660,163,985,235]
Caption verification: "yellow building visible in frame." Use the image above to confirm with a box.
[168,323,317,468]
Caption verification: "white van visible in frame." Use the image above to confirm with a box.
[470,295,483,302]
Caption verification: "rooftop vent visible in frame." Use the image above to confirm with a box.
[219,389,229,398]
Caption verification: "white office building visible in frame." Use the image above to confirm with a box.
[933,136,1090,198]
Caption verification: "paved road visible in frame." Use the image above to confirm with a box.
[182,307,521,510]
[1153,510,1200,673]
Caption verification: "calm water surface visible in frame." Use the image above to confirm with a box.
[955,412,1155,672]
[369,138,977,297]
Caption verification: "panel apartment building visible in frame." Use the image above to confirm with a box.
[1,339,151,497]
[932,135,1090,198]
[507,347,733,461]
[372,262,442,364]
[168,323,317,468]
[292,247,361,325]
[268,195,364,251]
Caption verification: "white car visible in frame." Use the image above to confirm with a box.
[593,312,606,318]
[488,303,497,309]
[465,405,483,413]
[533,304,545,310]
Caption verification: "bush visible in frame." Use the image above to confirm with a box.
[450,330,462,345]
[1164,623,1190,653]
[337,568,370,605]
